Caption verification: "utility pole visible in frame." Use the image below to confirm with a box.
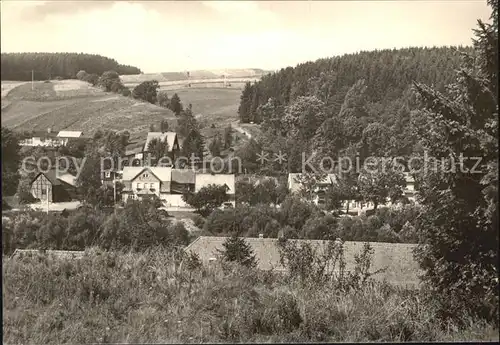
[46,185,50,214]
[32,70,34,90]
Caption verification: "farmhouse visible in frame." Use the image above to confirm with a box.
[121,167,172,203]
[19,129,84,147]
[120,167,236,207]
[30,169,77,202]
[195,173,236,207]
[184,236,421,286]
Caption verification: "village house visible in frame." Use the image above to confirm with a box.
[123,131,181,167]
[30,169,77,203]
[287,172,416,214]
[19,129,84,147]
[120,167,236,208]
[121,167,172,203]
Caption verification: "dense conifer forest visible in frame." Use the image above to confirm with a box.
[0,52,142,80]
[236,46,475,172]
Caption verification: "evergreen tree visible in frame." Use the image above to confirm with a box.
[223,125,233,149]
[182,129,205,162]
[412,0,498,321]
[238,82,253,123]
[218,234,257,268]
[208,133,223,157]
[169,93,183,115]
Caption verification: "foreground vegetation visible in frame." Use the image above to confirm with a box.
[2,247,498,344]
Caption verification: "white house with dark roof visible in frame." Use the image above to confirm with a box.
[121,167,173,203]
[20,129,85,147]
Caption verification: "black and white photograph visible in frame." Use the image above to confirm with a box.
[1,0,498,343]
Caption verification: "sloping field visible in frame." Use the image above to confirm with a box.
[168,87,243,140]
[1,80,177,142]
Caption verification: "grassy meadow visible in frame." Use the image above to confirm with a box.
[1,80,178,143]
[1,79,249,146]
[2,247,498,344]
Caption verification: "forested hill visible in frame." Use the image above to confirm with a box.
[238,46,472,124]
[235,45,475,174]
[1,53,142,81]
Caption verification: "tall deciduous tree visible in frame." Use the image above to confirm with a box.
[132,80,159,104]
[358,159,406,210]
[182,184,229,216]
[412,0,498,321]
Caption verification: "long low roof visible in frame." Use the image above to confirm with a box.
[57,131,83,138]
[185,236,421,286]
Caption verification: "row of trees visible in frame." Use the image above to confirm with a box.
[1,52,141,81]
[1,198,189,254]
[200,196,420,243]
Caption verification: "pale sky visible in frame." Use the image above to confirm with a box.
[0,0,492,73]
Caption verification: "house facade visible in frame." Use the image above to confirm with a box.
[288,172,417,214]
[30,169,77,202]
[121,167,235,208]
[121,167,172,203]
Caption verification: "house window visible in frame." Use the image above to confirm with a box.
[150,183,154,189]
[143,173,149,178]
[41,188,47,196]
[137,183,142,189]
[105,172,111,178]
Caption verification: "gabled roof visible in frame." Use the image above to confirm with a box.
[144,132,177,153]
[32,169,77,187]
[185,236,421,286]
[57,131,83,138]
[33,169,60,185]
[57,173,77,187]
[172,169,196,184]
[26,131,60,139]
[121,167,172,182]
[195,173,235,194]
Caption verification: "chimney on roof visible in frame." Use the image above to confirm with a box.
[259,234,264,239]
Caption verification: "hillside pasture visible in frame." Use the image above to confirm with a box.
[1,81,28,98]
[159,87,243,141]
[1,80,177,142]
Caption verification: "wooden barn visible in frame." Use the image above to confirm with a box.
[30,169,77,203]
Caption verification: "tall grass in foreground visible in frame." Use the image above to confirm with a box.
[3,247,498,344]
